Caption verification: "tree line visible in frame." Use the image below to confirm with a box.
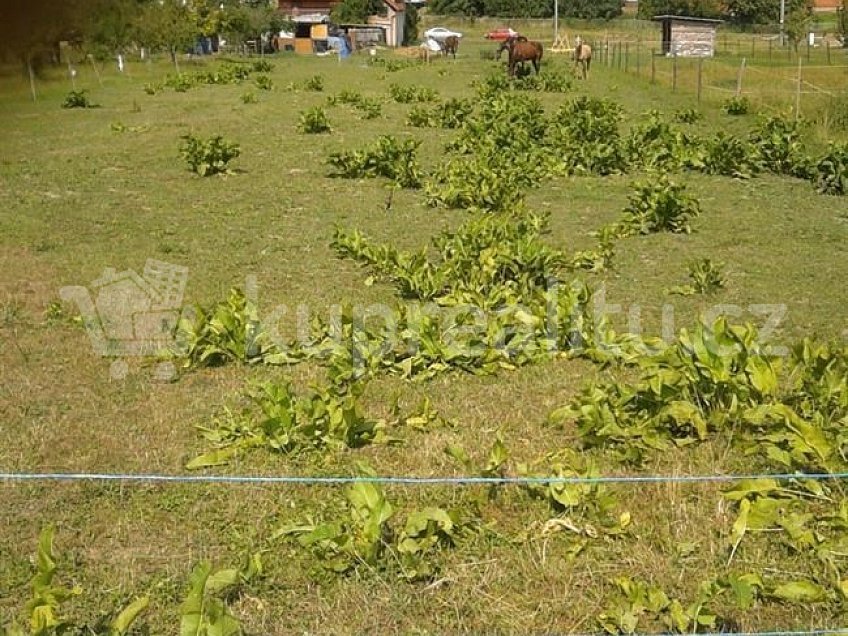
[426,0,820,28]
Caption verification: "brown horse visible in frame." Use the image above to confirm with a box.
[574,35,592,80]
[443,35,459,59]
[499,36,543,77]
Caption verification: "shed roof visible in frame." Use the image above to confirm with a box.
[652,15,724,24]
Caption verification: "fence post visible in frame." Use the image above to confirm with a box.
[751,36,755,57]
[736,57,746,96]
[651,49,656,84]
[618,42,623,70]
[625,42,629,73]
[769,38,773,61]
[827,41,831,65]
[697,57,703,102]
[795,57,803,121]
[636,40,641,77]
[672,53,677,91]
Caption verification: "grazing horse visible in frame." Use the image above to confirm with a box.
[443,35,460,59]
[498,36,543,77]
[574,35,592,80]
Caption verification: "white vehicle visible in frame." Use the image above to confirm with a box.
[422,27,463,43]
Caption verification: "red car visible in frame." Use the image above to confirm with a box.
[484,28,520,41]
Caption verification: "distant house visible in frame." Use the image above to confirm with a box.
[277,0,406,49]
[368,0,406,47]
[653,15,723,57]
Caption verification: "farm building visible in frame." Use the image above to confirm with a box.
[277,0,406,49]
[652,15,723,57]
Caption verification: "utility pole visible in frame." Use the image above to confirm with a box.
[780,0,786,47]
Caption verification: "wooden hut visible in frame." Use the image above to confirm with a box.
[652,15,723,57]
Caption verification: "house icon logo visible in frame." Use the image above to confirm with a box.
[60,259,189,380]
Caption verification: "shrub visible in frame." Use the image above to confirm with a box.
[548,96,626,175]
[693,132,758,179]
[328,135,422,188]
[298,107,332,134]
[723,96,751,116]
[618,174,701,235]
[241,91,258,104]
[388,83,439,103]
[673,108,703,124]
[812,142,848,196]
[252,59,273,73]
[179,134,241,176]
[61,89,97,109]
[749,114,812,178]
[304,74,324,91]
[254,74,273,91]
[668,259,726,295]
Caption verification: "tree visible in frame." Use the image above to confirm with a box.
[331,0,386,23]
[637,0,722,19]
[723,0,811,27]
[559,0,622,20]
[481,0,552,18]
[403,3,420,45]
[785,5,812,51]
[134,0,198,69]
[83,0,142,59]
[427,0,485,16]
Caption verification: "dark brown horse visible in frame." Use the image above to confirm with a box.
[498,36,543,77]
[443,35,459,59]
[574,35,592,80]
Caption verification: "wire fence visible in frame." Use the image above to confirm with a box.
[572,36,848,121]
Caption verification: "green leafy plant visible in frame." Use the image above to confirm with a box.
[388,83,439,103]
[2,527,148,636]
[298,106,332,134]
[187,380,392,468]
[812,142,848,196]
[253,74,273,91]
[673,108,703,124]
[176,288,263,367]
[750,114,812,178]
[723,95,751,116]
[548,96,626,176]
[240,91,257,104]
[61,90,98,109]
[252,59,273,73]
[692,132,758,179]
[668,259,726,296]
[616,174,701,235]
[179,134,241,176]
[278,481,476,580]
[327,135,422,188]
[178,555,261,636]
[304,74,324,91]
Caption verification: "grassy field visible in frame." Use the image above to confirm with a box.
[2,24,848,634]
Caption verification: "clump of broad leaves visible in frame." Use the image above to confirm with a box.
[2,527,261,636]
[275,480,481,581]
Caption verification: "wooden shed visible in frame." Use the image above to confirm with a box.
[652,15,723,58]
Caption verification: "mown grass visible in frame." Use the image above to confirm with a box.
[1,29,848,634]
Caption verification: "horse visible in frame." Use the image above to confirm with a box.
[443,35,459,59]
[574,35,592,80]
[499,36,543,77]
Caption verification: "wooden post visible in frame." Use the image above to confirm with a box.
[66,58,76,91]
[769,38,773,60]
[795,56,802,121]
[827,41,831,65]
[636,41,641,77]
[27,56,37,102]
[806,34,811,62]
[736,57,746,96]
[697,57,703,102]
[751,36,755,57]
[625,42,629,73]
[88,54,103,87]
[672,53,677,91]
[651,49,656,84]
[618,42,623,70]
